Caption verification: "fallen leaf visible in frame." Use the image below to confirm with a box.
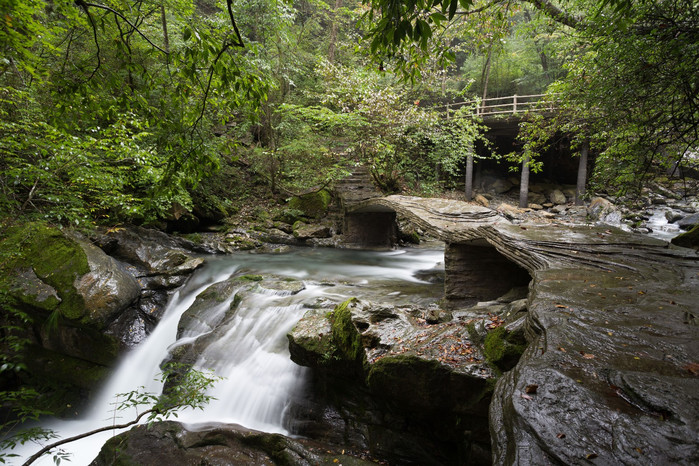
[520,393,533,400]
[555,304,567,309]
[558,347,566,352]
[581,352,596,359]
[557,433,566,439]
[586,453,598,459]
[525,384,538,394]
[683,362,699,375]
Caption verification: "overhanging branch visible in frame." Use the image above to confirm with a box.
[523,0,581,29]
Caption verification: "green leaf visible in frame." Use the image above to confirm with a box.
[448,0,458,20]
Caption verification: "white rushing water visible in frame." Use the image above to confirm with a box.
[11,246,444,465]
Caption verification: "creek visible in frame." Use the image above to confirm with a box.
[16,245,445,465]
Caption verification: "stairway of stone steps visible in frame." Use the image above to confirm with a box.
[334,165,382,211]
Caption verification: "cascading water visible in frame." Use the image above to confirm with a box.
[11,246,444,465]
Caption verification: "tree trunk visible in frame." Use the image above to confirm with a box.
[328,0,342,63]
[519,155,530,208]
[480,45,493,112]
[465,149,474,201]
[575,138,589,206]
[160,5,169,54]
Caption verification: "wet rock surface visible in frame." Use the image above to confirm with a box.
[90,421,378,466]
[91,225,207,347]
[288,298,499,465]
[348,195,699,465]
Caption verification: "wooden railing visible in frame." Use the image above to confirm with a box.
[437,94,557,118]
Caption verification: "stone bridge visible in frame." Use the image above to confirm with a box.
[345,195,699,464]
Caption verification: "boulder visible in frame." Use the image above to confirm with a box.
[252,227,299,245]
[91,421,376,465]
[549,189,567,205]
[665,210,684,223]
[490,179,513,194]
[288,189,332,219]
[528,192,546,205]
[677,213,699,230]
[671,224,699,250]
[293,222,332,239]
[474,194,490,207]
[288,298,495,464]
[91,225,206,339]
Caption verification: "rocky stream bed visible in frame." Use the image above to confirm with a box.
[2,180,698,465]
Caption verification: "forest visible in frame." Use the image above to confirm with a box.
[1,0,696,229]
[1,0,698,464]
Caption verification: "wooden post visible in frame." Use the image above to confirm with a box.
[575,138,589,206]
[513,94,518,114]
[465,144,474,201]
[519,154,530,208]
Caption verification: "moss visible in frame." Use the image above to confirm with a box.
[181,232,203,243]
[288,190,332,219]
[239,274,264,282]
[483,326,526,372]
[399,229,421,244]
[330,298,366,367]
[671,224,699,250]
[1,222,89,321]
[273,208,305,225]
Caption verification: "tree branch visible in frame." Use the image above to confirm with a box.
[226,0,245,48]
[75,0,168,55]
[75,0,102,81]
[523,0,581,29]
[22,408,156,466]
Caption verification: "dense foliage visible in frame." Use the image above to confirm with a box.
[362,0,698,194]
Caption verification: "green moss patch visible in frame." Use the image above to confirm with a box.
[330,298,366,367]
[1,222,89,320]
[483,326,526,372]
[288,190,332,219]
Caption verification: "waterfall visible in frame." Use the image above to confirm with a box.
[11,246,444,465]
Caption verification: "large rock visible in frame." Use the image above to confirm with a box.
[91,421,376,465]
[91,225,206,343]
[0,223,139,410]
[677,212,699,230]
[549,188,567,205]
[288,189,332,219]
[288,298,495,465]
[671,224,699,250]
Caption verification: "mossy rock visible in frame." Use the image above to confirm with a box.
[671,224,699,250]
[483,326,526,372]
[1,222,89,321]
[273,208,306,225]
[330,298,367,368]
[288,190,332,219]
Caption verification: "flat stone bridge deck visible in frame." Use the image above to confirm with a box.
[345,195,699,464]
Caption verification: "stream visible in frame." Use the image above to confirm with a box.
[15,245,445,465]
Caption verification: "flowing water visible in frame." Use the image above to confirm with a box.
[13,245,444,465]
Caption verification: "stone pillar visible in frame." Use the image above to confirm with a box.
[444,242,531,308]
